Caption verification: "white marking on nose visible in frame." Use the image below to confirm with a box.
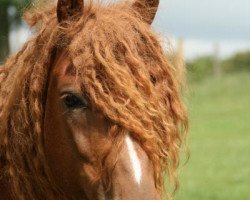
[125,135,142,184]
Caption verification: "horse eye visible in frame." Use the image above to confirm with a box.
[63,94,88,110]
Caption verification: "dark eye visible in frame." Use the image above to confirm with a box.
[62,94,88,110]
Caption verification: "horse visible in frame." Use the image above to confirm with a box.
[0,0,188,199]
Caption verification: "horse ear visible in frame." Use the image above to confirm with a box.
[133,0,159,24]
[57,0,84,23]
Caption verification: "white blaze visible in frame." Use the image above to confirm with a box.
[125,135,142,184]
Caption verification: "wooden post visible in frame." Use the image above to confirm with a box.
[213,43,222,78]
[175,38,186,89]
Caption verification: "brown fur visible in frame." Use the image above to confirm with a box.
[0,1,188,199]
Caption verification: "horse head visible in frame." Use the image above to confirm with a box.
[0,0,188,199]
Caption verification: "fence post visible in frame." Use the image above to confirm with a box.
[213,43,222,78]
[175,38,186,89]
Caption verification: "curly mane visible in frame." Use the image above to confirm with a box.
[0,1,188,199]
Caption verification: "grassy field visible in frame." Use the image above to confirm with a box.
[175,72,250,200]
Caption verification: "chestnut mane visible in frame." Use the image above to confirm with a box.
[0,1,188,199]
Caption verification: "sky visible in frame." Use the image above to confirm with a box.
[152,0,250,59]
[10,0,250,59]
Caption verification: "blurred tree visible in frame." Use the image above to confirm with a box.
[222,51,250,72]
[187,50,250,82]
[187,56,213,82]
[0,0,31,62]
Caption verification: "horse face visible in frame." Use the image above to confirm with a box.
[42,0,162,199]
[44,51,161,200]
[0,0,187,199]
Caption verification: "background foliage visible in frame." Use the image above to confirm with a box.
[187,50,250,82]
[175,45,250,200]
[0,0,31,62]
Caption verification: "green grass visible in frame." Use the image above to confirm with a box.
[175,72,250,200]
